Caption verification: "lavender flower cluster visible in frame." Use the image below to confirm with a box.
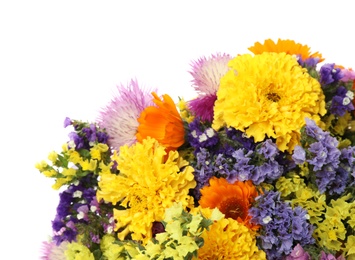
[52,174,99,245]
[64,117,109,150]
[292,118,355,195]
[319,63,354,117]
[249,190,315,260]
[187,118,290,201]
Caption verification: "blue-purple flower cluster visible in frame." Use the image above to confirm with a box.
[292,118,355,195]
[52,174,98,245]
[64,117,109,150]
[249,190,315,260]
[187,118,291,201]
[319,63,355,117]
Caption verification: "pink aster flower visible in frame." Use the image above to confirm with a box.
[40,241,68,260]
[97,79,156,150]
[188,53,231,122]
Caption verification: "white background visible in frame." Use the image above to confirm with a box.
[1,1,355,259]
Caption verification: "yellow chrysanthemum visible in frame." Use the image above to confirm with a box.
[212,52,326,152]
[194,216,266,260]
[97,137,196,244]
[248,38,324,63]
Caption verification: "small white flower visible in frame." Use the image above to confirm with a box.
[106,226,113,234]
[205,161,210,165]
[73,190,83,198]
[346,90,354,99]
[262,216,272,224]
[343,97,351,106]
[206,128,215,138]
[191,130,198,138]
[238,174,248,181]
[68,140,76,149]
[77,212,85,220]
[304,214,310,220]
[199,133,207,142]
[90,205,97,212]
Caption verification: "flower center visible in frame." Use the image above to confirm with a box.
[219,197,247,220]
[266,92,281,102]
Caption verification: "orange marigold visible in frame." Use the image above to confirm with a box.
[248,38,324,63]
[199,177,259,230]
[136,92,185,151]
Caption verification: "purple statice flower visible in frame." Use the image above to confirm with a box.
[68,132,85,150]
[187,118,219,152]
[329,86,355,116]
[66,121,109,150]
[51,174,98,245]
[64,117,72,128]
[285,244,311,260]
[225,127,256,151]
[315,166,337,194]
[90,233,100,244]
[187,53,231,122]
[250,160,283,185]
[258,139,279,159]
[295,118,350,195]
[52,217,77,245]
[230,149,255,182]
[213,153,239,182]
[292,145,306,164]
[303,118,326,140]
[82,123,99,145]
[97,79,156,150]
[191,148,217,200]
[340,146,355,180]
[297,56,320,69]
[76,205,89,221]
[249,190,315,260]
[234,139,285,185]
[103,213,115,234]
[320,63,344,86]
[307,139,340,171]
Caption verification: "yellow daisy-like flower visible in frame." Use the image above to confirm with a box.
[97,137,196,244]
[194,216,266,260]
[212,52,326,152]
[248,38,324,63]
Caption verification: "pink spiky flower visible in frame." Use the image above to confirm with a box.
[188,53,231,122]
[97,79,156,150]
[40,241,68,260]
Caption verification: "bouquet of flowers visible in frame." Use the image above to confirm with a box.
[38,38,355,260]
